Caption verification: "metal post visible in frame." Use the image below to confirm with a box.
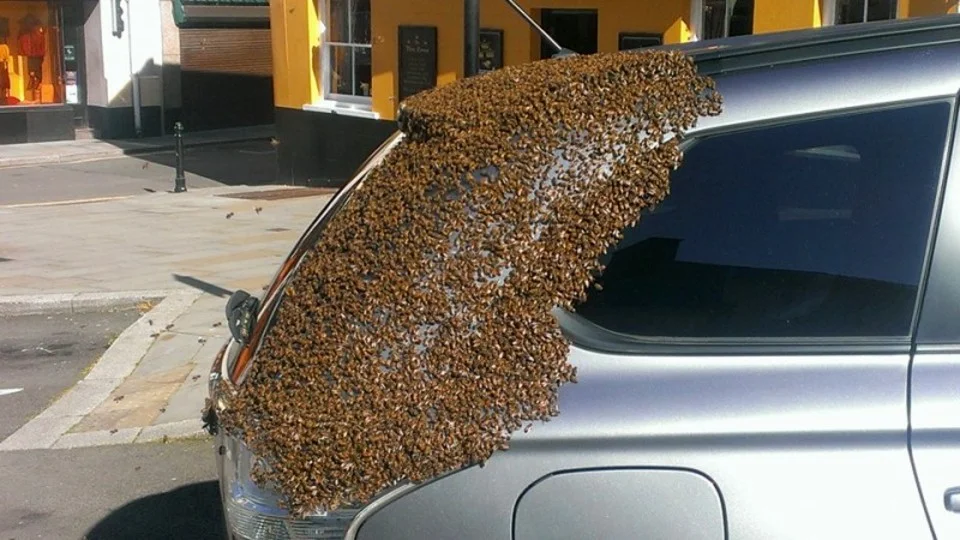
[174,122,186,193]
[464,0,479,77]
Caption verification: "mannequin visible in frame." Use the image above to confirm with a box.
[0,17,8,103]
[18,13,45,102]
[0,42,9,103]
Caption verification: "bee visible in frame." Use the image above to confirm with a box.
[220,48,722,517]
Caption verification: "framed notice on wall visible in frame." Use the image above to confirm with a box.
[618,32,663,51]
[478,28,503,73]
[398,25,438,101]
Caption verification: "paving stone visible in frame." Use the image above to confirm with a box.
[134,332,205,378]
[137,418,206,442]
[70,365,193,432]
[53,427,141,449]
[153,365,209,425]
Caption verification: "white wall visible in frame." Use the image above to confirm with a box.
[86,0,164,108]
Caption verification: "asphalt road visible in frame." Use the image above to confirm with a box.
[0,438,223,540]
[0,309,143,441]
[0,140,279,207]
[0,311,225,539]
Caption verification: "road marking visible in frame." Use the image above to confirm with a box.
[0,388,23,397]
[0,196,132,209]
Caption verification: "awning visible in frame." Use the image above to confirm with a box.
[172,0,269,28]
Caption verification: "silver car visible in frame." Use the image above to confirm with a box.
[207,14,960,540]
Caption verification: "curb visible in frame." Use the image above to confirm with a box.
[0,290,180,317]
[51,419,210,450]
[0,289,204,451]
[0,130,274,169]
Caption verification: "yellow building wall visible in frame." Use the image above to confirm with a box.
[271,0,321,109]
[371,0,690,121]
[753,0,822,33]
[902,0,959,17]
[272,0,952,117]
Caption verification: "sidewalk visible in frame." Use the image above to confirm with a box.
[0,185,336,450]
[0,125,275,169]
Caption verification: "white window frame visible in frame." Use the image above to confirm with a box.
[689,0,752,41]
[306,0,378,119]
[821,0,900,27]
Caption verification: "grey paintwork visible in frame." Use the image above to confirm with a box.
[214,20,960,540]
[513,469,725,540]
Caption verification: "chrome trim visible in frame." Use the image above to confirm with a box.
[344,483,420,540]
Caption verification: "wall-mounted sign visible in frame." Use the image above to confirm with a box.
[63,44,76,62]
[65,70,78,103]
[618,32,663,51]
[478,28,503,73]
[398,25,437,101]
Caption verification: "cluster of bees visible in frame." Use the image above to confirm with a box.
[218,49,723,517]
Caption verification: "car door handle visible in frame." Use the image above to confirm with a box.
[944,488,960,512]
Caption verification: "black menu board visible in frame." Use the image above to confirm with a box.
[618,32,663,51]
[398,25,438,101]
[478,28,504,73]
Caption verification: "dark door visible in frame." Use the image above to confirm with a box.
[60,0,89,128]
[539,9,597,59]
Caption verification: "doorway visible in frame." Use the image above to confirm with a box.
[539,9,598,59]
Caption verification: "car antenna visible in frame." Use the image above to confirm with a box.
[502,0,577,58]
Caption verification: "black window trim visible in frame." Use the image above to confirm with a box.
[560,95,958,357]
[913,89,960,348]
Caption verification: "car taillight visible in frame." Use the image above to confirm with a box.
[221,436,362,540]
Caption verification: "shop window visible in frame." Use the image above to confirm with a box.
[323,0,371,104]
[0,2,65,107]
[698,0,754,40]
[833,0,898,24]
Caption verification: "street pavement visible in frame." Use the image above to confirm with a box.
[0,140,280,207]
[0,309,143,440]
[0,182,338,449]
[0,134,345,537]
[0,310,224,539]
[1,438,223,539]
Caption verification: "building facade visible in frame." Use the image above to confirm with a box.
[0,0,273,145]
[270,0,958,187]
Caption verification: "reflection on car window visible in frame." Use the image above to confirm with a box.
[575,102,951,339]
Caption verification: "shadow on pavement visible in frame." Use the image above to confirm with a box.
[174,274,235,298]
[84,481,226,540]
[136,139,281,187]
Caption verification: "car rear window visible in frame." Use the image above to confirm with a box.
[574,101,952,339]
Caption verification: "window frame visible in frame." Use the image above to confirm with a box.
[560,96,956,356]
[309,0,378,119]
[689,0,753,41]
[822,0,900,26]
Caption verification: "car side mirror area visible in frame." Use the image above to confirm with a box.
[226,289,259,345]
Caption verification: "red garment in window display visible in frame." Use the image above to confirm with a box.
[18,26,45,57]
[0,65,9,98]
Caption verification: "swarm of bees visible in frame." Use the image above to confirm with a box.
[218,49,722,517]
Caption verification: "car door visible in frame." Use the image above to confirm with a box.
[560,98,954,540]
[911,90,960,540]
[356,98,955,540]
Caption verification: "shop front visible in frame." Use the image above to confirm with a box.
[0,0,88,144]
[269,0,956,187]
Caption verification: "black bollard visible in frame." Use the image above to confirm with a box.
[173,122,187,193]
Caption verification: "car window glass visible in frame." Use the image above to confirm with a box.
[574,101,951,339]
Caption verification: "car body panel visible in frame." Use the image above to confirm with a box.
[689,42,960,138]
[912,95,960,540]
[513,468,725,540]
[357,349,930,540]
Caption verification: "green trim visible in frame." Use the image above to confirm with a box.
[172,0,268,28]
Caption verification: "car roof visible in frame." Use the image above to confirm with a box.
[642,14,960,134]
